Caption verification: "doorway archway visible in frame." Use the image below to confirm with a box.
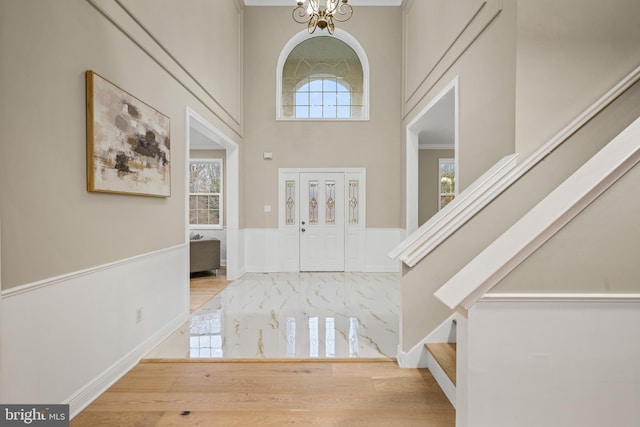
[405,77,459,235]
[186,107,240,280]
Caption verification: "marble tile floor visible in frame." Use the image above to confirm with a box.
[146,272,400,360]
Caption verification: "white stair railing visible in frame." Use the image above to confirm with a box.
[390,64,640,268]
[435,115,640,310]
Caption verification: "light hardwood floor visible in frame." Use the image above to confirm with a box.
[188,268,230,313]
[71,271,455,426]
[71,360,455,427]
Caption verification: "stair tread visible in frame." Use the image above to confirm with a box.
[425,342,456,386]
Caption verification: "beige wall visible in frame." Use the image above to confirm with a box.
[0,0,243,289]
[121,0,243,129]
[242,7,402,229]
[515,0,640,159]
[402,0,516,193]
[418,149,454,225]
[399,0,517,350]
[494,162,640,294]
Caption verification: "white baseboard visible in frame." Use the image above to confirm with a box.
[396,342,430,368]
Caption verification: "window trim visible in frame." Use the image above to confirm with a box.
[189,158,224,230]
[276,29,370,121]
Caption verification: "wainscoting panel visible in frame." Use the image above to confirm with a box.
[468,297,640,427]
[243,228,402,273]
[365,228,403,273]
[243,228,283,273]
[0,244,189,418]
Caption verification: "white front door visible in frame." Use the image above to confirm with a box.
[299,172,345,271]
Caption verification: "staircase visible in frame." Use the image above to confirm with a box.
[390,66,640,425]
[390,66,640,362]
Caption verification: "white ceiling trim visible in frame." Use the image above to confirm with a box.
[244,1,402,6]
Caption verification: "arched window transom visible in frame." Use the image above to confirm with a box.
[278,32,369,121]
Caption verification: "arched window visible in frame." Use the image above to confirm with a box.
[277,30,369,120]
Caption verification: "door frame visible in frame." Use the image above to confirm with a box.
[186,107,240,280]
[278,168,366,272]
[406,76,459,235]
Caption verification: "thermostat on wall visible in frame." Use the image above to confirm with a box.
[263,152,273,160]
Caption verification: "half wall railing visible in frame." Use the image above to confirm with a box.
[435,115,640,310]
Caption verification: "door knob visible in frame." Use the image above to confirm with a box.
[301,228,306,232]
[302,221,306,225]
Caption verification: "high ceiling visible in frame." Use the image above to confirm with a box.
[243,1,402,6]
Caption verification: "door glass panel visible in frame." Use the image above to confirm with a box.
[286,180,296,224]
[349,180,359,224]
[309,180,319,224]
[326,180,336,224]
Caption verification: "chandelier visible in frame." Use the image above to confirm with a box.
[292,0,353,35]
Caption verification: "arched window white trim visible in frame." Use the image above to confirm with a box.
[276,29,370,121]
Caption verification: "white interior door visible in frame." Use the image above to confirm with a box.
[299,172,345,271]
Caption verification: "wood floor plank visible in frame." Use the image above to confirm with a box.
[71,361,455,426]
[75,409,455,427]
[71,412,164,427]
[153,410,455,427]
[81,390,452,412]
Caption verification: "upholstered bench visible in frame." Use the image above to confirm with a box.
[189,238,221,274]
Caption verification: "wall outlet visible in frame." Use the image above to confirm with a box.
[136,307,143,324]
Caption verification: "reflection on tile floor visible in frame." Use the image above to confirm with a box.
[146,272,400,360]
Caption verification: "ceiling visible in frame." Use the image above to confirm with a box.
[190,119,225,150]
[243,1,402,6]
[417,86,456,149]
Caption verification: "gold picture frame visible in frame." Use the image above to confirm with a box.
[86,70,171,197]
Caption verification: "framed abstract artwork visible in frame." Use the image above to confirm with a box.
[86,70,171,197]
